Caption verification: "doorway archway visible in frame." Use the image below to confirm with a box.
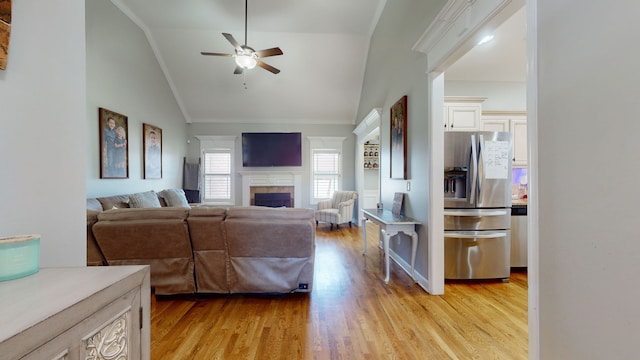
[413,0,538,356]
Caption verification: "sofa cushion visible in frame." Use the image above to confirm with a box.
[97,207,188,221]
[188,206,227,217]
[161,189,190,208]
[129,190,162,208]
[97,194,130,210]
[225,206,314,221]
[87,198,103,212]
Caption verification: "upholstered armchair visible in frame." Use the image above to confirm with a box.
[315,191,358,229]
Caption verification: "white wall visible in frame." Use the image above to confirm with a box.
[537,1,640,358]
[85,0,187,198]
[0,0,86,266]
[356,1,444,281]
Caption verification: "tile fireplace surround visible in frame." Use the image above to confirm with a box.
[240,171,303,208]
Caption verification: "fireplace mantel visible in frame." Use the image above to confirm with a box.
[239,171,303,207]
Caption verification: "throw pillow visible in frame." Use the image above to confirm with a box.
[128,191,162,208]
[96,194,130,210]
[161,189,190,208]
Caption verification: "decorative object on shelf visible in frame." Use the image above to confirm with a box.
[0,234,40,281]
[363,141,380,170]
[143,123,163,179]
[0,0,11,70]
[390,95,408,179]
[99,108,129,179]
[392,192,404,215]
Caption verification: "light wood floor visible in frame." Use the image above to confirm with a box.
[151,222,528,359]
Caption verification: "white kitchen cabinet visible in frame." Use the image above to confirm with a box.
[511,119,528,166]
[481,118,509,132]
[444,97,486,132]
[482,112,528,166]
[0,266,150,360]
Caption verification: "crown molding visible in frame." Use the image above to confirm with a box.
[412,0,521,73]
[353,108,381,137]
[444,96,487,103]
[482,110,527,117]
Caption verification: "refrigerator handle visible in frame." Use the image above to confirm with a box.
[477,134,484,200]
[469,134,477,205]
[444,232,507,239]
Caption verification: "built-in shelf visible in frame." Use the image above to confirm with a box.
[364,143,379,170]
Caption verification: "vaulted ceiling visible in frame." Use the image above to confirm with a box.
[111,1,525,126]
[112,0,386,125]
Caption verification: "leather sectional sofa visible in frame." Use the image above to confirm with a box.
[86,193,316,295]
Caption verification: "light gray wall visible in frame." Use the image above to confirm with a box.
[186,122,356,209]
[85,0,187,198]
[356,0,445,278]
[537,1,640,358]
[445,80,526,111]
[0,0,86,266]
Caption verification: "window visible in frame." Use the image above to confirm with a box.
[308,136,345,204]
[198,136,236,204]
[203,150,231,201]
[313,150,340,199]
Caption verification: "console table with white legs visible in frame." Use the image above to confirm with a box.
[361,208,421,284]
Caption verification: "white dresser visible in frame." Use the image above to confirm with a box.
[0,266,150,360]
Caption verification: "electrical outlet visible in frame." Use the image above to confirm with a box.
[406,181,411,191]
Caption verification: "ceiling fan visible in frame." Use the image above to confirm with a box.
[200,0,283,74]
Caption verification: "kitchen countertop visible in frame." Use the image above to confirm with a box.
[512,199,528,207]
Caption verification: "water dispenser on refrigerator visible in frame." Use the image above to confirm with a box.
[444,167,467,200]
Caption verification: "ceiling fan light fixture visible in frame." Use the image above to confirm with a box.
[200,0,282,74]
[235,53,257,69]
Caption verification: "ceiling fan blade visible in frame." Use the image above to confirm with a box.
[257,61,280,74]
[223,33,243,52]
[234,66,245,75]
[255,47,283,58]
[200,52,233,57]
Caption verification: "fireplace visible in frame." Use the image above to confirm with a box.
[254,192,292,208]
[241,172,303,208]
[250,185,294,207]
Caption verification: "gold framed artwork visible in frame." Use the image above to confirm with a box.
[143,123,162,179]
[99,108,129,179]
[0,0,11,70]
[390,95,408,179]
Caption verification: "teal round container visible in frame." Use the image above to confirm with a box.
[0,234,41,281]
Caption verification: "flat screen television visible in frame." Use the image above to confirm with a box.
[242,132,302,167]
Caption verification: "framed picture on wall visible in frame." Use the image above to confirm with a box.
[390,95,407,179]
[99,107,129,179]
[0,0,11,71]
[143,123,162,179]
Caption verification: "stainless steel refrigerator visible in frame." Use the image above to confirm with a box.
[444,131,512,280]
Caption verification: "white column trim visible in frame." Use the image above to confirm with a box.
[354,109,382,223]
[526,0,540,358]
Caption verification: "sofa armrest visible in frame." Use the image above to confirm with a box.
[338,199,355,209]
